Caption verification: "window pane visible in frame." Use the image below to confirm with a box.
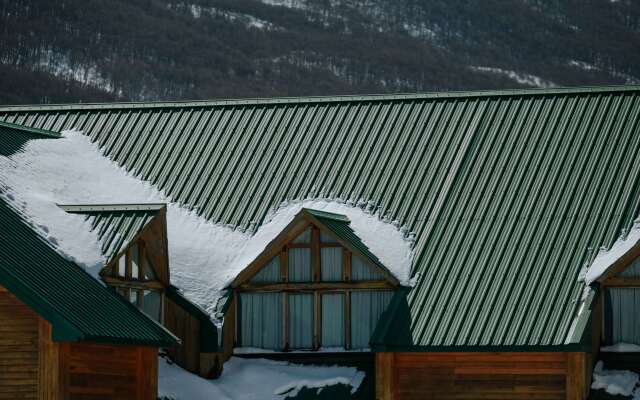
[606,288,640,345]
[292,228,311,244]
[351,255,384,281]
[251,256,280,283]
[322,294,344,348]
[129,289,139,305]
[143,255,156,280]
[320,232,337,243]
[289,293,314,349]
[142,290,162,322]
[350,291,393,349]
[239,293,283,350]
[131,244,140,279]
[288,248,311,282]
[118,255,126,277]
[321,247,343,281]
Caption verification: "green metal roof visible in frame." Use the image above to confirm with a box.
[59,203,165,261]
[0,197,177,346]
[2,85,640,348]
[302,208,396,283]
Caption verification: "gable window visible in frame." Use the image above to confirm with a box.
[234,212,398,352]
[102,240,164,323]
[603,256,640,346]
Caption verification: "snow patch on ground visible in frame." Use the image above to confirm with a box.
[168,3,282,31]
[591,361,640,397]
[601,343,640,353]
[469,66,556,88]
[0,130,413,317]
[585,219,640,284]
[158,356,365,400]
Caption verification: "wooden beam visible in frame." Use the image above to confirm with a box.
[38,318,61,400]
[314,292,321,350]
[343,249,351,282]
[283,293,289,351]
[280,249,288,282]
[239,281,394,291]
[311,226,320,282]
[345,291,351,350]
[375,353,395,400]
[126,247,132,279]
[602,277,640,287]
[102,276,164,290]
[566,352,587,400]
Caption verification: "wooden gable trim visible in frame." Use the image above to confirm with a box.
[596,237,640,282]
[231,217,310,287]
[238,281,395,291]
[232,210,400,288]
[99,208,170,287]
[602,277,640,287]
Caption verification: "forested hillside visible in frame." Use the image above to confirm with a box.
[1,0,639,104]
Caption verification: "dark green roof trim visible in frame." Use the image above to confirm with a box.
[371,343,588,352]
[303,208,350,222]
[0,85,638,112]
[0,120,61,138]
[0,197,178,347]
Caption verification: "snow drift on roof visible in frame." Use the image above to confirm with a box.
[0,130,414,317]
[585,219,640,284]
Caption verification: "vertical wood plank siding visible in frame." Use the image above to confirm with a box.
[0,287,38,399]
[376,352,587,400]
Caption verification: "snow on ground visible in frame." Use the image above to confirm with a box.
[601,343,640,353]
[158,356,365,400]
[0,130,414,317]
[469,66,556,88]
[167,3,282,31]
[585,219,640,284]
[591,361,640,398]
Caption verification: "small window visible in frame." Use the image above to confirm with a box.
[131,244,140,279]
[117,255,126,277]
[251,256,281,283]
[288,248,311,282]
[142,290,162,322]
[143,255,157,280]
[321,247,343,281]
[351,255,384,281]
[129,289,139,305]
[292,228,311,244]
[320,232,337,243]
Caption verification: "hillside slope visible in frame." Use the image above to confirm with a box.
[1,0,638,104]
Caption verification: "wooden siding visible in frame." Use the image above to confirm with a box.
[61,342,157,400]
[165,296,201,373]
[0,287,39,399]
[376,352,588,400]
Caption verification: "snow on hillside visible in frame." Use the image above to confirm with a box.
[469,66,556,88]
[158,356,365,400]
[0,130,414,317]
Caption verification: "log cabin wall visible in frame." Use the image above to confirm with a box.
[375,352,588,400]
[0,287,39,399]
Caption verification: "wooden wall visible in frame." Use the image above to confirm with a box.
[376,352,589,400]
[0,287,39,399]
[60,342,157,400]
[164,296,201,373]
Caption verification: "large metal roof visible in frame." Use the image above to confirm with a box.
[1,85,640,348]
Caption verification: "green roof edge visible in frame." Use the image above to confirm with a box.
[0,120,61,138]
[302,208,350,223]
[1,85,639,112]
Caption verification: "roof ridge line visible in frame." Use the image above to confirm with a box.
[1,85,639,112]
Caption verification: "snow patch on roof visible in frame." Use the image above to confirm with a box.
[158,356,365,400]
[585,219,640,284]
[601,343,640,353]
[0,130,413,317]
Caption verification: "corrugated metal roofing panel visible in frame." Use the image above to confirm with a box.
[60,204,162,261]
[1,86,640,348]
